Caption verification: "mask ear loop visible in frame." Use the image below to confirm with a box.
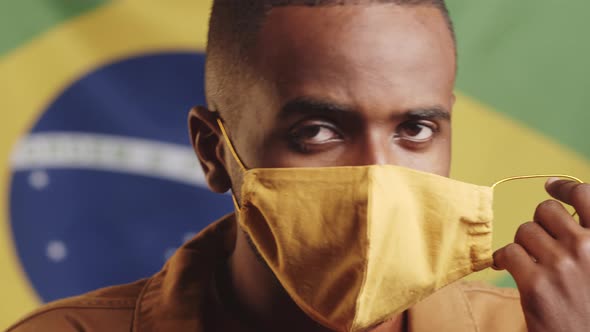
[491,174,584,217]
[216,118,248,211]
[216,118,248,172]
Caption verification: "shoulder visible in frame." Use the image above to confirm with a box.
[6,279,148,332]
[456,281,526,332]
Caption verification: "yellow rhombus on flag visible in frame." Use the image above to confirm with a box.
[1,1,589,329]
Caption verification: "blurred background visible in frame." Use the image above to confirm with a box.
[1,0,589,328]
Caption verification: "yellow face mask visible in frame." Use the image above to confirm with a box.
[216,119,581,332]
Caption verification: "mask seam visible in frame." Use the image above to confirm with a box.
[471,188,493,271]
[467,190,483,271]
[475,188,485,271]
[351,167,373,330]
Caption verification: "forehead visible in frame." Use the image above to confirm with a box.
[250,4,456,114]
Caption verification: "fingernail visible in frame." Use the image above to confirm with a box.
[546,177,560,186]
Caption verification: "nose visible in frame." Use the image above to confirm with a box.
[353,129,392,166]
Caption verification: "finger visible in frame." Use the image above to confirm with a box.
[546,179,590,227]
[514,221,564,264]
[493,243,537,286]
[533,199,579,240]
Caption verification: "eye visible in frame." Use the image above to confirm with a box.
[396,121,437,143]
[289,120,342,152]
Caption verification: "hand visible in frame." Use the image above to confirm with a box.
[493,179,590,332]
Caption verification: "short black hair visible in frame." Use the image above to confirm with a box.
[205,0,455,123]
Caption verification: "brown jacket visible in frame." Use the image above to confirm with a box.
[7,214,526,332]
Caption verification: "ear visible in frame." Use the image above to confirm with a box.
[188,106,232,193]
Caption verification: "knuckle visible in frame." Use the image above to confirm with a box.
[553,256,577,275]
[530,275,548,293]
[572,233,590,258]
[521,274,549,303]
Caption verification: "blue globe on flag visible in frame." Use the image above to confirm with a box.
[9,52,234,302]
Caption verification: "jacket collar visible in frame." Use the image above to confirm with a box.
[408,281,478,331]
[133,214,237,332]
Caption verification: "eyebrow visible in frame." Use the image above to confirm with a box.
[404,106,451,121]
[279,96,450,121]
[279,97,356,119]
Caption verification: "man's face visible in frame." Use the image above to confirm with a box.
[223,4,456,189]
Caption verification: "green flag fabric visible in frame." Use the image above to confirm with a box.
[1,1,588,328]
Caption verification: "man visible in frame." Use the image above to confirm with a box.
[7,1,590,331]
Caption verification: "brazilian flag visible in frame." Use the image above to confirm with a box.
[1,1,588,329]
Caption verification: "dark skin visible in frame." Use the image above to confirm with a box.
[189,4,590,332]
[494,180,590,332]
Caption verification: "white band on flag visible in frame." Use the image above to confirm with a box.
[10,132,207,187]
